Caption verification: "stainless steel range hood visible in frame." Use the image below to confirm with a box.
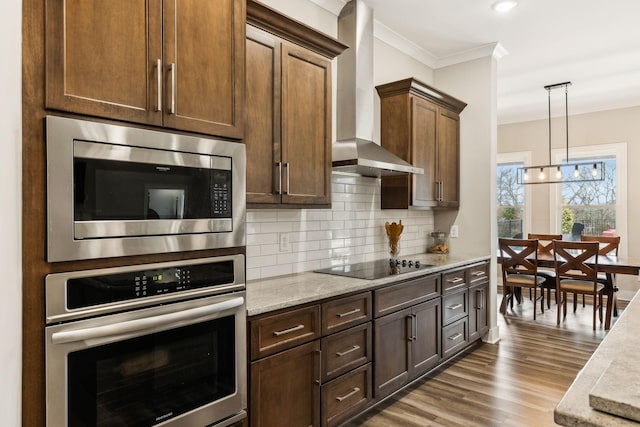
[332,0,423,177]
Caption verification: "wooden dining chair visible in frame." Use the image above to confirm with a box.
[498,238,545,320]
[581,235,621,315]
[553,240,605,330]
[528,233,562,308]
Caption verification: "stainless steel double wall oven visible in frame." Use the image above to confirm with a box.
[44,116,248,426]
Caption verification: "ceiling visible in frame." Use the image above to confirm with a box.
[335,0,640,124]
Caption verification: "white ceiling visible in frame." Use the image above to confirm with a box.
[322,0,640,124]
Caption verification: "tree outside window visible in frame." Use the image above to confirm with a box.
[497,163,524,238]
[561,157,616,239]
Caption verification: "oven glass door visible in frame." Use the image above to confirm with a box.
[46,293,246,427]
[68,316,235,426]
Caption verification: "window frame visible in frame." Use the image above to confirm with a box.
[497,151,532,238]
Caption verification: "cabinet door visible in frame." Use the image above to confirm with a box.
[163,0,245,138]
[45,0,163,126]
[250,341,321,427]
[410,299,441,378]
[246,26,281,204]
[373,308,411,398]
[411,97,438,208]
[281,44,332,206]
[437,108,460,207]
[469,283,489,342]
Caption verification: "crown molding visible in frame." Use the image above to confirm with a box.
[309,0,346,16]
[374,20,438,68]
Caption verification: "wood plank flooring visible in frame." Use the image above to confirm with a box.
[344,295,612,426]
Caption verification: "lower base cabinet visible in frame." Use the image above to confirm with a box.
[322,363,372,427]
[248,260,490,426]
[250,341,321,427]
[373,299,441,398]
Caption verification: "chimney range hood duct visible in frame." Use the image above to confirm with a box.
[332,0,423,177]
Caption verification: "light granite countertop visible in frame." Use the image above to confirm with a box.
[555,287,640,426]
[246,252,490,316]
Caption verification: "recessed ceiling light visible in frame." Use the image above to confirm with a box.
[492,0,518,13]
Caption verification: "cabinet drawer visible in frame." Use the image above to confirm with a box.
[250,305,321,360]
[322,363,372,427]
[322,323,371,382]
[442,268,467,294]
[467,262,489,286]
[374,274,440,318]
[442,290,468,325]
[322,292,371,335]
[442,317,468,359]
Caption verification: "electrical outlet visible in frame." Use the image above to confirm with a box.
[450,225,459,238]
[279,232,291,252]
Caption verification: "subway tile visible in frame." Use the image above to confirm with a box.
[247,254,277,269]
[261,264,293,279]
[247,210,278,222]
[261,222,293,233]
[247,233,278,245]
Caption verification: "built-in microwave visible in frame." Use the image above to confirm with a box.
[46,116,246,262]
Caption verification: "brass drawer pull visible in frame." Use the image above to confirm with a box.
[336,345,360,357]
[447,277,464,284]
[447,303,463,310]
[335,387,360,402]
[273,324,304,337]
[337,308,361,318]
[448,332,463,341]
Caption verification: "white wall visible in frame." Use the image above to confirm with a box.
[0,0,22,425]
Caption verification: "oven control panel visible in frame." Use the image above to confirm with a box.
[66,260,235,310]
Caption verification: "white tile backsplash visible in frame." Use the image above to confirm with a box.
[246,174,435,279]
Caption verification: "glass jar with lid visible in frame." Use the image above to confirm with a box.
[427,231,449,254]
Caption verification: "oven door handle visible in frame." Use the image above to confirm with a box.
[51,296,244,345]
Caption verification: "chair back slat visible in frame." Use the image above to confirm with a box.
[581,235,620,256]
[552,240,599,282]
[499,238,538,276]
[528,233,562,254]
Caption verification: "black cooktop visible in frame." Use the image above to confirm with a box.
[314,259,432,280]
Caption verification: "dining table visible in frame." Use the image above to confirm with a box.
[497,250,640,329]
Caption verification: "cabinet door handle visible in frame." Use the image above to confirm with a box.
[155,59,162,112]
[406,315,415,342]
[284,162,290,194]
[475,289,484,310]
[277,162,283,195]
[336,345,360,357]
[315,349,322,384]
[447,277,464,284]
[169,63,176,114]
[337,308,361,318]
[440,182,444,201]
[335,387,360,402]
[448,332,463,341]
[272,324,304,337]
[447,303,463,310]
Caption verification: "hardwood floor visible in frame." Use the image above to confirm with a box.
[344,296,613,427]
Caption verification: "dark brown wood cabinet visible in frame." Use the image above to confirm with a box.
[468,262,490,342]
[250,340,321,427]
[45,0,245,139]
[245,2,346,207]
[376,78,467,209]
[249,292,371,427]
[373,275,441,398]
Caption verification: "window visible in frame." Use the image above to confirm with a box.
[497,152,531,238]
[551,143,627,254]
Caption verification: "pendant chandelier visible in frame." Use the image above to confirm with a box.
[516,82,605,185]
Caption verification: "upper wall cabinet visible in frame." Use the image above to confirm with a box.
[245,0,347,208]
[45,0,245,139]
[376,78,467,209]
